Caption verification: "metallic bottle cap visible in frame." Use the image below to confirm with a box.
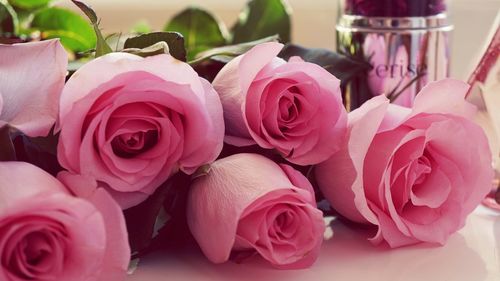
[337,14,453,33]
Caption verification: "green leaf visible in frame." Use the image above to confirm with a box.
[71,0,112,57]
[31,7,96,52]
[8,0,51,10]
[122,41,170,58]
[0,126,16,161]
[190,34,279,65]
[0,0,17,34]
[124,31,186,61]
[164,7,229,61]
[231,0,291,44]
[190,35,279,82]
[278,44,372,87]
[130,20,151,34]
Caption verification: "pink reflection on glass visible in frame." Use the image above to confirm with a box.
[363,34,416,107]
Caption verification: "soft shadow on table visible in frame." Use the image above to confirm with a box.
[128,217,489,281]
[495,214,500,275]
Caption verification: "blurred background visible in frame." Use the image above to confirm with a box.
[59,0,500,79]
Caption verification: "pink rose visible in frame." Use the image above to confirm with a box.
[187,153,325,269]
[315,79,494,247]
[0,162,130,281]
[213,42,347,165]
[57,53,224,209]
[0,40,66,136]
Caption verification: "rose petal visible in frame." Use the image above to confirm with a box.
[411,79,476,119]
[179,79,224,173]
[187,154,294,263]
[187,153,323,269]
[59,53,204,123]
[213,42,285,146]
[237,42,285,96]
[88,189,130,281]
[410,167,451,208]
[0,162,68,212]
[279,164,316,205]
[316,95,389,224]
[0,40,67,136]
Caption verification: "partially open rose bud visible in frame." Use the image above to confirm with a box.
[188,153,325,269]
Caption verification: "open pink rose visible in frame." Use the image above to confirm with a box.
[0,162,130,281]
[316,79,494,247]
[57,53,224,209]
[213,42,347,165]
[0,39,67,137]
[188,153,325,269]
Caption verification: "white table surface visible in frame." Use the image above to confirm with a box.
[127,206,499,281]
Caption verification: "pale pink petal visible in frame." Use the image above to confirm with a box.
[88,189,130,281]
[212,55,255,145]
[279,164,316,205]
[411,79,476,119]
[0,40,67,136]
[237,42,284,95]
[369,204,419,247]
[179,78,224,173]
[287,56,305,63]
[53,172,130,279]
[59,53,205,124]
[187,154,293,263]
[56,171,98,199]
[0,162,68,212]
[410,168,451,208]
[316,95,389,224]
[378,104,412,132]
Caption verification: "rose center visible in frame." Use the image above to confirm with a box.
[278,87,302,126]
[3,226,67,280]
[413,155,432,185]
[23,232,52,266]
[278,97,297,123]
[111,130,158,158]
[272,210,298,240]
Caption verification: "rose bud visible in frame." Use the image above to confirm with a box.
[213,42,347,165]
[188,153,325,269]
[57,53,224,209]
[0,39,66,137]
[0,162,130,281]
[316,79,494,247]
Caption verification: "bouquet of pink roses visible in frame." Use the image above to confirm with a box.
[0,0,494,280]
